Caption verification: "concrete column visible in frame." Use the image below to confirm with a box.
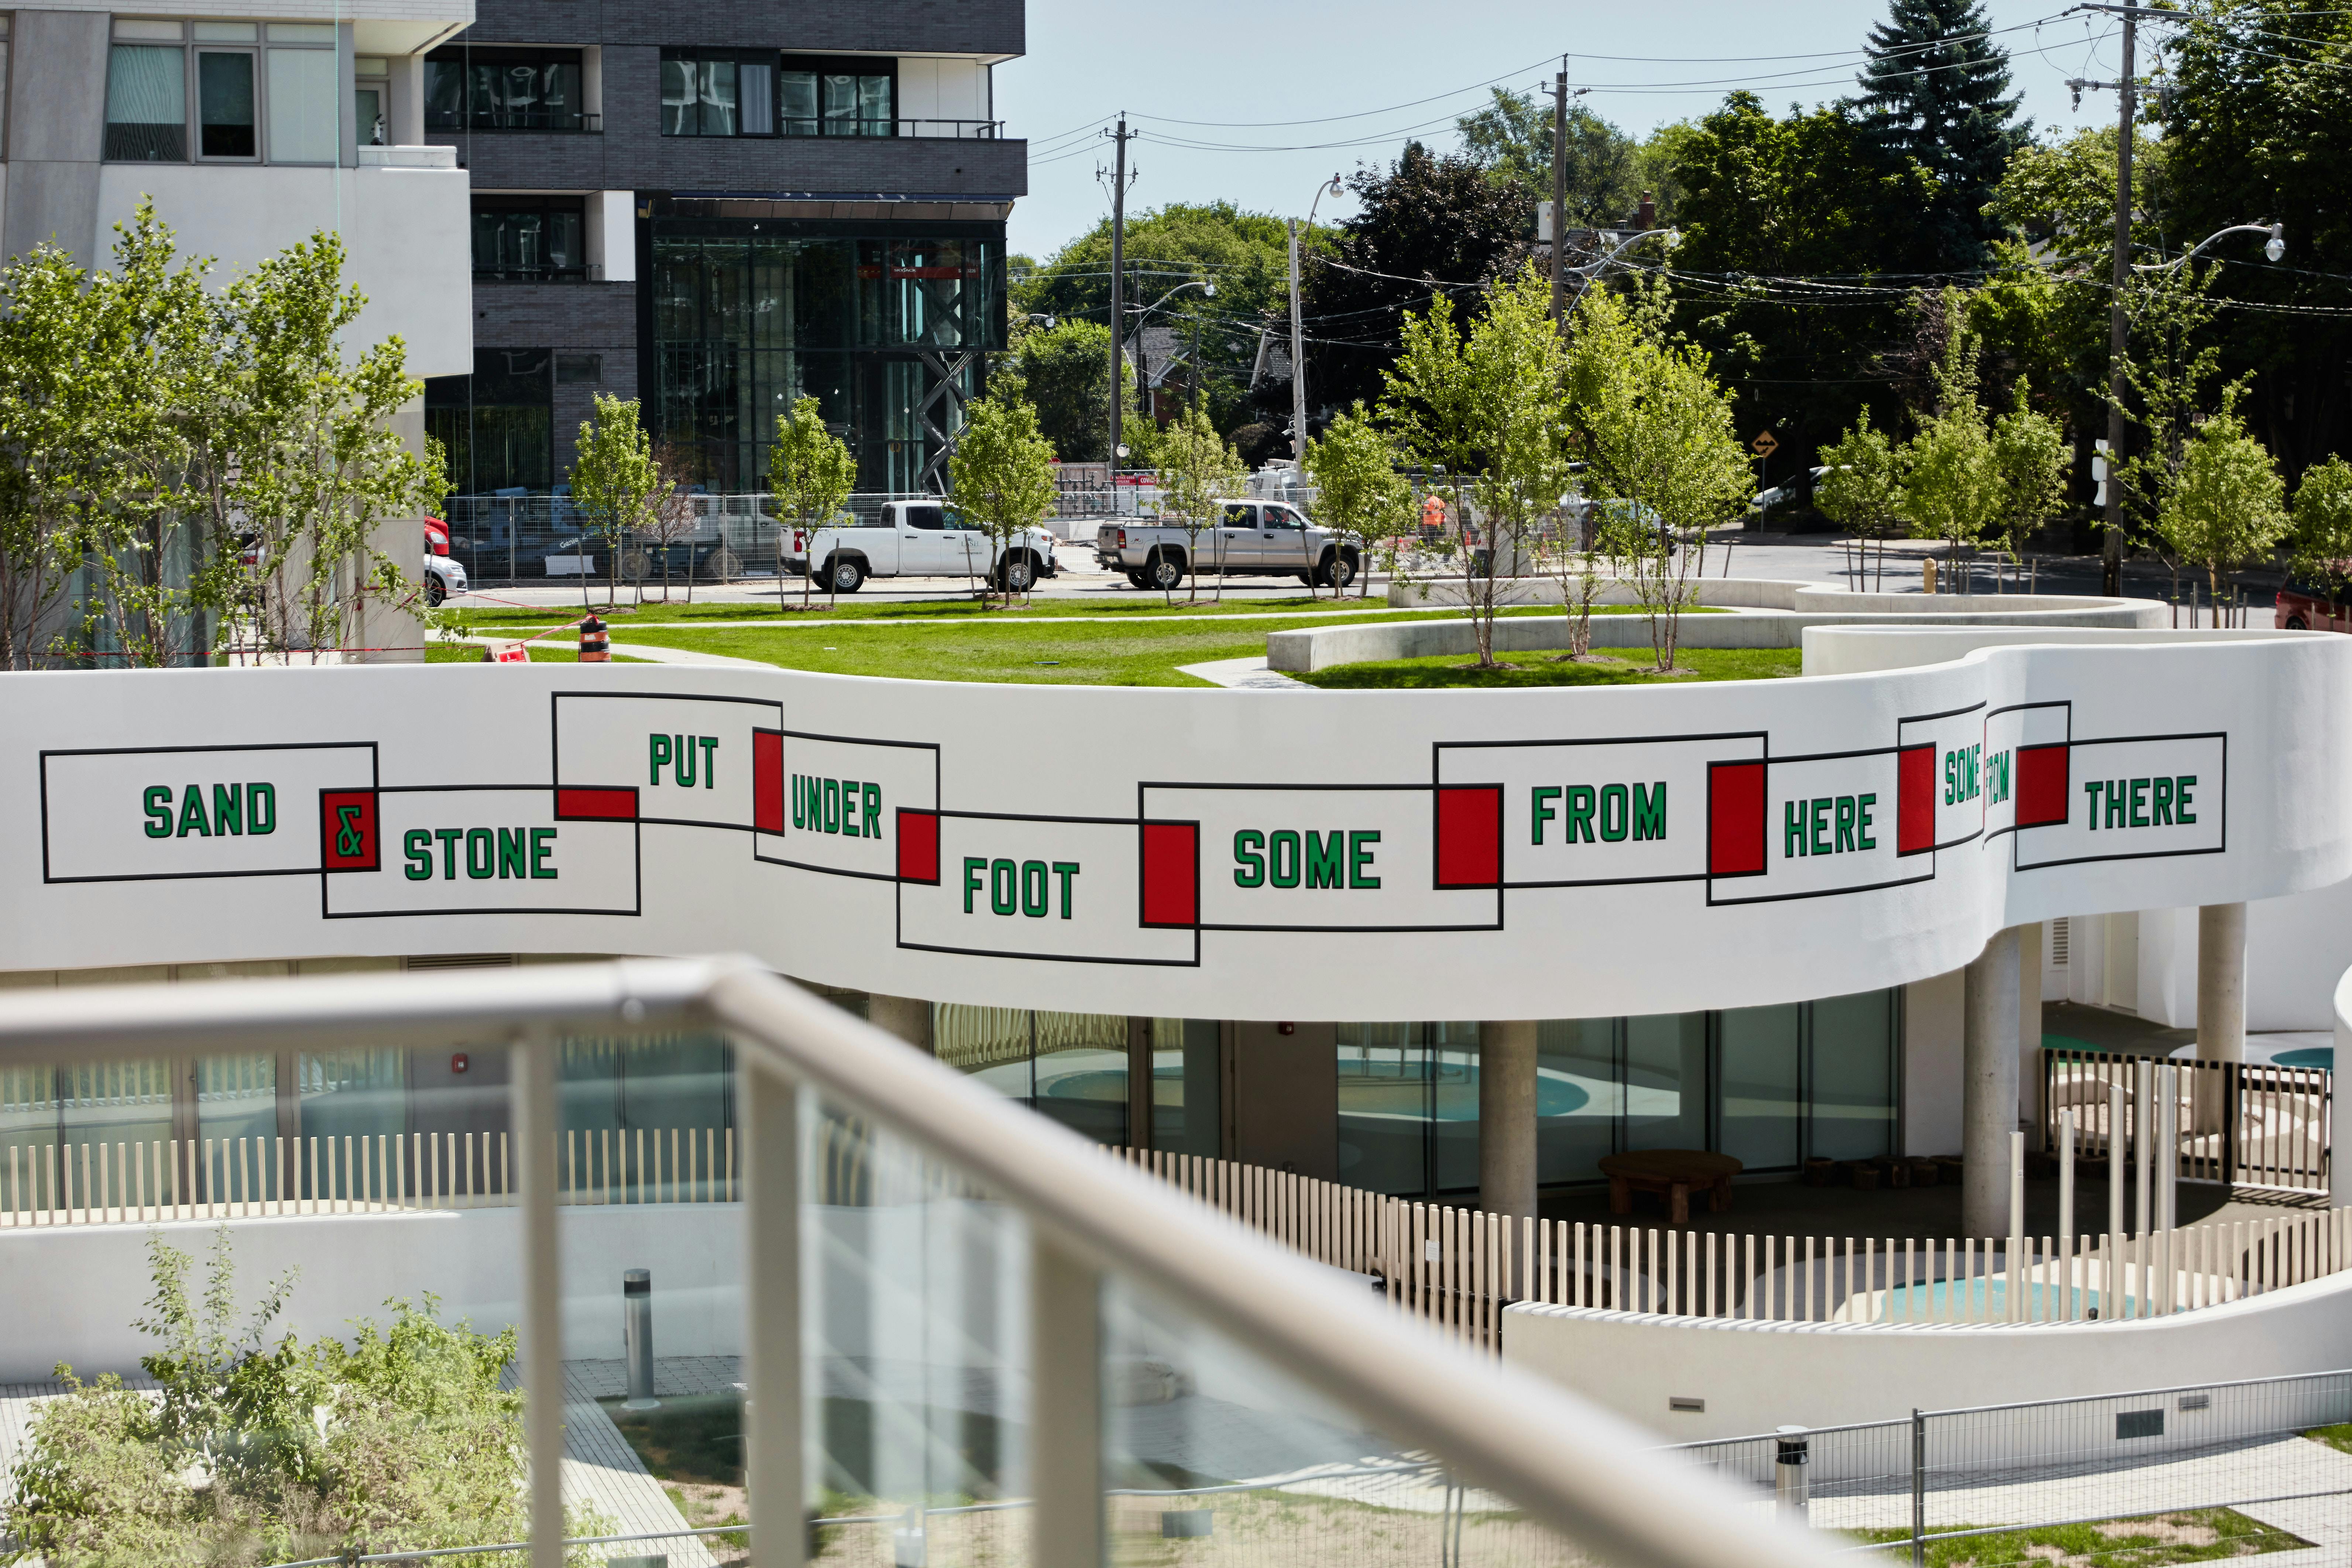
[2196,903,2247,1061]
[1478,1020,1539,1226]
[865,994,931,1053]
[1961,927,2022,1237]
[2194,902,2246,1135]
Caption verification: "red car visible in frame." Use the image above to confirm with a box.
[2275,578,2352,632]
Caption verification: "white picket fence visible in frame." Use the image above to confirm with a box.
[11,1130,2344,1355]
[0,1125,742,1224]
[1116,1148,2352,1351]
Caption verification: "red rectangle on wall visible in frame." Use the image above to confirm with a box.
[1706,761,1766,877]
[556,786,638,822]
[319,789,379,872]
[1434,785,1502,889]
[1140,821,1199,927]
[2016,742,2071,827]
[1896,744,1936,855]
[752,730,784,834]
[896,808,940,884]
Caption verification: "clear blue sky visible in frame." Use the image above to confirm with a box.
[996,0,2131,260]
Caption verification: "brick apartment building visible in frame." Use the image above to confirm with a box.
[426,0,1025,496]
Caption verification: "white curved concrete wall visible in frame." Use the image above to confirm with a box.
[1504,1269,2352,1447]
[0,627,2345,1019]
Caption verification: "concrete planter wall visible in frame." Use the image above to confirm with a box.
[1266,582,2166,672]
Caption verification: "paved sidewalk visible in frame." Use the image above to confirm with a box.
[1177,656,1307,689]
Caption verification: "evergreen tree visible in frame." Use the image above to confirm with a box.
[1850,0,2029,274]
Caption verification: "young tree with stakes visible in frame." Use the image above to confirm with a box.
[947,393,1058,608]
[567,395,666,613]
[767,395,857,611]
[2290,456,2352,604]
[1152,404,1246,604]
[1566,287,1750,672]
[1384,268,1577,666]
[1302,404,1412,601]
[1813,408,1907,591]
[2158,389,2289,619]
[1986,381,2067,589]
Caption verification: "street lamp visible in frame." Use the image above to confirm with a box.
[1125,280,1216,418]
[1290,174,1343,460]
[1569,226,1679,303]
[2136,221,2286,270]
[1021,312,1058,329]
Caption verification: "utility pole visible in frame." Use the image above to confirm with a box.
[1103,117,1135,469]
[1549,59,1568,323]
[2103,1,2137,597]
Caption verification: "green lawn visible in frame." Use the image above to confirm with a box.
[1294,647,1802,689]
[1851,1509,2301,1566]
[447,591,1465,632]
[603,613,1361,685]
[433,601,1747,687]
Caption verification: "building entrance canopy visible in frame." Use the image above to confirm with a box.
[3,628,2345,1019]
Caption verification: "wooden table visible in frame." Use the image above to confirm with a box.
[1598,1150,1743,1226]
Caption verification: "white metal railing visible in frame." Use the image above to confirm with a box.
[0,957,1842,1568]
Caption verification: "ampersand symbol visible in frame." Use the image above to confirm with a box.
[336,806,364,858]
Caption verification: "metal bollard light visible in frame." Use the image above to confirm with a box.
[623,1268,657,1410]
[1774,1425,1810,1523]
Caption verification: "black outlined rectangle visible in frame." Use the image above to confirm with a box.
[896,808,1199,967]
[321,783,641,920]
[753,728,941,883]
[40,741,379,885]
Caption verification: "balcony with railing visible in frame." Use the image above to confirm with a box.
[0,960,1840,1568]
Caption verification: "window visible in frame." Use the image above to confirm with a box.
[266,32,337,163]
[425,47,587,132]
[555,353,602,384]
[472,196,587,281]
[106,20,339,165]
[661,52,773,136]
[425,349,555,494]
[105,43,188,160]
[780,55,893,136]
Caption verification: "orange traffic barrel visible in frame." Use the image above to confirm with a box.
[579,615,610,662]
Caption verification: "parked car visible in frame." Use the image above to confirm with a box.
[422,517,467,606]
[780,500,1059,594]
[1095,500,1357,591]
[2275,576,2351,632]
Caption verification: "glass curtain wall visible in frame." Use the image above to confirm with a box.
[650,220,1003,490]
[1145,1018,1220,1156]
[932,1005,1129,1146]
[1347,992,1899,1198]
[1335,1022,1480,1197]
[560,1035,733,1200]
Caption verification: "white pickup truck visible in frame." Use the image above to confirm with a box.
[1094,500,1357,591]
[782,500,1060,594]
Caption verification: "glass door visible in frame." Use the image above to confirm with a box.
[354,79,387,145]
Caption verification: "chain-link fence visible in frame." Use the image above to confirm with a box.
[1668,1369,2352,1562]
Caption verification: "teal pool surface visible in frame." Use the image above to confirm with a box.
[2273,1047,2334,1071]
[1876,1278,2129,1320]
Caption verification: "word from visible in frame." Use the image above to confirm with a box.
[1233,829,1382,889]
[2084,776,2197,830]
[1530,783,1665,845]
[794,776,882,838]
[404,827,560,880]
[963,858,1081,919]
[649,734,718,788]
[1783,795,1879,858]
[144,783,277,839]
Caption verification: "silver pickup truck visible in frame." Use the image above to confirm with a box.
[1095,501,1358,591]
[782,499,1058,593]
